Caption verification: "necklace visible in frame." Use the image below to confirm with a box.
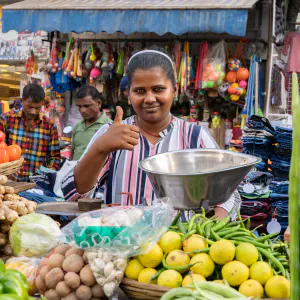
[135,116,173,138]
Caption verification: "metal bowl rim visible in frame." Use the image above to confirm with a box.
[138,149,262,176]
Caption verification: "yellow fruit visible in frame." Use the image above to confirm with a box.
[159,231,182,253]
[265,276,290,298]
[183,234,208,257]
[190,253,215,278]
[138,244,163,268]
[238,279,264,297]
[157,270,183,288]
[138,268,157,284]
[235,243,258,267]
[209,240,235,265]
[221,261,249,287]
[182,274,206,289]
[166,250,190,274]
[249,261,273,285]
[125,259,145,280]
[213,280,225,285]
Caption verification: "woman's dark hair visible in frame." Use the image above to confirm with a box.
[22,84,45,102]
[76,85,102,101]
[126,46,176,90]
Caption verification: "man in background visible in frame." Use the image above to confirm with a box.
[71,85,112,161]
[0,84,60,181]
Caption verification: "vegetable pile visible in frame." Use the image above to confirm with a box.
[124,210,290,299]
[0,258,34,300]
[0,175,37,257]
[36,244,105,300]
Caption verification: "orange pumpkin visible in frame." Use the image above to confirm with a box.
[0,149,9,164]
[236,67,249,81]
[7,145,21,161]
[226,71,237,83]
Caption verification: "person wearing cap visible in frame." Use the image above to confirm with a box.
[71,85,112,161]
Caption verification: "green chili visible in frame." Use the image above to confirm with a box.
[182,229,196,242]
[171,211,182,226]
[178,221,186,234]
[211,215,230,232]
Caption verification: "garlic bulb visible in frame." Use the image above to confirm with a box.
[104,261,114,277]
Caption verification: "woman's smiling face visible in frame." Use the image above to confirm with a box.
[128,67,176,123]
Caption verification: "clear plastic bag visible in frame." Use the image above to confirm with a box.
[5,256,41,295]
[202,40,227,90]
[61,199,174,297]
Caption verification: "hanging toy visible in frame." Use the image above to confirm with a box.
[108,44,115,70]
[49,33,59,73]
[117,49,124,75]
[90,63,101,79]
[237,67,250,81]
[90,44,97,62]
[65,46,75,75]
[71,41,78,78]
[218,82,230,98]
[228,58,242,71]
[76,45,83,78]
[226,71,237,83]
[26,49,36,76]
[101,51,109,70]
[62,37,73,70]
[84,47,93,70]
[230,94,240,101]
[228,84,237,95]
[239,80,248,89]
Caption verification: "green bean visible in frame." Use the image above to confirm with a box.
[246,217,251,230]
[272,252,282,257]
[231,237,269,248]
[196,222,203,236]
[226,221,242,227]
[162,254,198,273]
[182,229,196,242]
[188,214,202,232]
[223,232,251,239]
[211,215,230,232]
[237,209,245,229]
[211,229,221,241]
[257,247,286,277]
[251,224,263,233]
[161,288,193,300]
[150,267,166,281]
[205,239,215,246]
[258,253,263,261]
[256,232,280,242]
[178,221,186,234]
[201,220,213,237]
[185,248,210,255]
[217,225,241,237]
[205,222,213,239]
[171,211,182,226]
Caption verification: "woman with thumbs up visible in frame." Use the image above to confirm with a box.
[61,48,241,220]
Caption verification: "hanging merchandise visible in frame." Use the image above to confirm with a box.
[174,41,181,75]
[195,42,208,91]
[62,37,73,70]
[202,40,227,90]
[48,32,59,73]
[76,45,83,78]
[117,49,125,76]
[25,49,37,76]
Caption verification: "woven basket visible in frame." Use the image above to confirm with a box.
[0,157,24,176]
[121,278,171,300]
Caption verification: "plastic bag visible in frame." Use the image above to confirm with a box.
[202,40,227,90]
[5,256,41,295]
[61,199,174,297]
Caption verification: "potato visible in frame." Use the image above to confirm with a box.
[0,186,5,195]
[4,186,14,194]
[48,254,65,269]
[36,275,47,294]
[76,285,92,300]
[62,292,77,300]
[63,254,84,273]
[45,289,60,300]
[0,175,8,185]
[65,247,84,257]
[45,267,64,289]
[4,194,16,202]
[80,265,96,287]
[91,284,105,298]
[56,281,71,297]
[40,265,51,280]
[64,272,81,289]
[54,244,71,256]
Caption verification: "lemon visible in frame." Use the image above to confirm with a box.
[221,261,249,287]
[238,279,264,297]
[249,261,273,285]
[190,253,215,278]
[183,234,208,257]
[182,274,206,289]
[166,250,190,274]
[213,280,225,285]
[138,244,163,268]
[159,231,182,253]
[157,270,183,288]
[265,276,290,298]
[125,259,145,280]
[209,240,235,265]
[138,268,157,284]
[235,243,258,267]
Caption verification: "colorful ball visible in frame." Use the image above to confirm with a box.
[239,80,248,89]
[228,58,242,71]
[216,79,223,86]
[219,72,225,79]
[215,64,222,72]
[230,94,240,102]
[228,85,237,95]
[207,81,215,89]
[236,88,244,96]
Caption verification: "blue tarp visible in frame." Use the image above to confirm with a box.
[2,9,248,36]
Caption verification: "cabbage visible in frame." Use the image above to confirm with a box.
[10,213,61,257]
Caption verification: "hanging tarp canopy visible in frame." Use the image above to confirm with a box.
[2,0,259,36]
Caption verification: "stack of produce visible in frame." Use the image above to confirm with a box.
[0,175,37,257]
[36,244,105,300]
[124,212,290,299]
[0,131,22,164]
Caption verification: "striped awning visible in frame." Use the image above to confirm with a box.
[2,0,259,36]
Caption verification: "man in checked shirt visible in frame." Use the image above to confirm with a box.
[0,84,61,181]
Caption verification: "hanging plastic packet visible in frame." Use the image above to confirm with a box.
[267,207,282,234]
[61,199,174,297]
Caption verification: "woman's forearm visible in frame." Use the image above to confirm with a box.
[74,143,108,194]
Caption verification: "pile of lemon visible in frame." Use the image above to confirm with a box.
[124,232,290,298]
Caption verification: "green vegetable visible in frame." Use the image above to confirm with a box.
[226,221,242,227]
[223,232,251,239]
[205,223,213,239]
[161,287,193,300]
[237,209,245,229]
[255,232,280,242]
[217,226,241,237]
[231,237,269,249]
[162,254,197,272]
[0,261,5,273]
[178,221,186,234]
[171,211,182,226]
[211,215,230,232]
[0,275,28,299]
[188,214,201,232]
[201,220,213,237]
[0,295,22,300]
[182,229,196,242]
[3,270,30,292]
[196,222,203,236]
[210,230,221,241]
[150,267,165,282]
[185,248,210,255]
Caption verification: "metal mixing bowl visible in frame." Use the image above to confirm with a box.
[139,149,261,209]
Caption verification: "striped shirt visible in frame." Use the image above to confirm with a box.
[62,116,241,218]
